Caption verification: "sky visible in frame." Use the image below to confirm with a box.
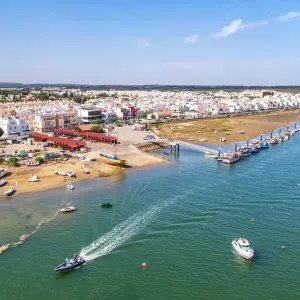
[1,0,300,85]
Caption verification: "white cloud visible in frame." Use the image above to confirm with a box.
[184,34,199,44]
[139,38,151,48]
[277,11,300,21]
[211,19,268,38]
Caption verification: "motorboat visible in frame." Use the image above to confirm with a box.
[4,187,16,196]
[54,255,85,272]
[80,168,90,174]
[205,152,219,159]
[100,202,113,208]
[0,168,8,178]
[26,161,39,167]
[232,238,254,260]
[260,142,269,149]
[220,137,226,142]
[28,174,39,182]
[66,170,76,177]
[0,179,7,187]
[67,184,74,190]
[198,139,208,142]
[223,152,240,164]
[162,151,169,155]
[60,206,76,213]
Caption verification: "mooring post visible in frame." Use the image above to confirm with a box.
[234,142,237,152]
[246,138,249,147]
[260,134,263,142]
[270,131,273,138]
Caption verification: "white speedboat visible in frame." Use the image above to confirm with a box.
[205,152,219,159]
[26,161,39,167]
[0,179,7,187]
[66,170,76,177]
[80,168,90,174]
[60,206,76,213]
[28,174,39,182]
[67,184,74,190]
[232,238,254,260]
[4,187,16,196]
[0,168,8,178]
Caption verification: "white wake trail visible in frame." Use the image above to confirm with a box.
[80,196,180,262]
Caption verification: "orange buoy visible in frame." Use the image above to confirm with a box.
[141,262,147,268]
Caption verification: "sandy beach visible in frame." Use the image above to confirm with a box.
[0,144,166,197]
[152,110,300,144]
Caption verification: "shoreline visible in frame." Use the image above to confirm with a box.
[0,146,167,198]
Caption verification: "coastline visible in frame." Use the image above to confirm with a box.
[152,110,300,144]
[0,146,167,197]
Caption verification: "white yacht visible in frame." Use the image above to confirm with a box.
[60,206,76,213]
[232,238,254,260]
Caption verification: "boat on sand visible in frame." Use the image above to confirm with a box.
[0,179,7,187]
[28,174,39,182]
[4,187,16,196]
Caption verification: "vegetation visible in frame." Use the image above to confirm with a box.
[35,157,45,164]
[0,128,3,137]
[91,119,103,125]
[36,92,49,100]
[90,125,105,133]
[8,156,19,167]
[10,110,17,116]
[151,114,156,120]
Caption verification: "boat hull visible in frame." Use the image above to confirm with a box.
[99,156,126,167]
[231,240,254,260]
[54,259,85,272]
[223,156,240,164]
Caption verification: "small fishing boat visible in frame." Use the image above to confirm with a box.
[26,161,39,167]
[99,153,126,167]
[260,142,269,149]
[220,137,226,142]
[223,152,240,164]
[54,254,85,272]
[80,168,90,174]
[249,147,259,154]
[28,174,39,182]
[66,170,76,177]
[205,152,219,159]
[232,238,254,260]
[60,206,76,213]
[100,202,113,208]
[4,187,16,196]
[67,184,74,190]
[0,168,8,178]
[163,151,169,155]
[0,179,7,187]
[198,138,208,142]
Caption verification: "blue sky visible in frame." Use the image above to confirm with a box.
[1,0,300,85]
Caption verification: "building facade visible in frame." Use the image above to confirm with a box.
[0,116,30,136]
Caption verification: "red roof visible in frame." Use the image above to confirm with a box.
[48,137,86,148]
[53,129,117,141]
[29,132,49,139]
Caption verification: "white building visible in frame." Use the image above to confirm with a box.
[0,116,30,136]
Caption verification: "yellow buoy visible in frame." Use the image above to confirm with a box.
[251,219,254,222]
[282,245,285,250]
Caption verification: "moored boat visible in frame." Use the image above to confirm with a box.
[28,174,39,182]
[4,187,16,196]
[60,206,76,213]
[223,152,240,164]
[205,152,219,159]
[99,153,126,167]
[67,184,74,190]
[232,237,254,260]
[66,170,76,177]
[100,202,113,208]
[0,179,7,187]
[80,168,90,174]
[26,161,39,167]
[0,168,8,178]
[54,254,85,272]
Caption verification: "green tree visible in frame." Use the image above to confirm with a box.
[37,92,49,100]
[35,157,45,164]
[8,156,19,167]
[90,125,105,133]
[10,110,17,116]
[69,92,74,98]
[0,128,4,137]
[91,119,103,125]
[61,92,68,98]
[151,114,156,120]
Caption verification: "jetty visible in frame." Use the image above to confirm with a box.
[147,139,219,155]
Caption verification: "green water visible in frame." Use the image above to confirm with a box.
[1,133,300,299]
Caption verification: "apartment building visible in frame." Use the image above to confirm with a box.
[0,116,30,136]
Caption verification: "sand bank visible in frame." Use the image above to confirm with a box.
[153,110,300,144]
[0,146,166,196]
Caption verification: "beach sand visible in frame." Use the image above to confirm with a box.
[152,110,300,144]
[0,146,166,196]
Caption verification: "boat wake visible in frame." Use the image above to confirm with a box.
[80,195,181,262]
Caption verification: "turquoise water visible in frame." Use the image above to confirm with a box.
[1,132,300,299]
